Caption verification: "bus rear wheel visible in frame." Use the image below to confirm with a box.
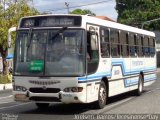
[94,81,107,109]
[36,103,49,109]
[136,75,144,96]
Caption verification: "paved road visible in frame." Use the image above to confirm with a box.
[0,72,160,120]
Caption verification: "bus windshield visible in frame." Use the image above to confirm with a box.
[14,29,85,76]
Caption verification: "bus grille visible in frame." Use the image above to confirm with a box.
[29,97,61,102]
[29,88,61,93]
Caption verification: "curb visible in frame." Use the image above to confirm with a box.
[0,83,12,91]
[157,68,160,72]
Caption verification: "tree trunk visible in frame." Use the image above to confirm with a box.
[0,46,8,75]
[2,54,7,75]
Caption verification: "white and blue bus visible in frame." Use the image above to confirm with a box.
[8,14,156,109]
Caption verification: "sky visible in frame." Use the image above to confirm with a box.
[32,0,118,21]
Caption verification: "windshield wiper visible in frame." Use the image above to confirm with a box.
[27,28,33,48]
[51,27,67,40]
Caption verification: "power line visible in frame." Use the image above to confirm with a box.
[43,0,113,13]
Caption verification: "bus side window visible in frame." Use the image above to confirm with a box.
[149,38,155,57]
[100,28,110,57]
[87,31,99,74]
[129,33,137,57]
[110,29,120,57]
[120,31,129,57]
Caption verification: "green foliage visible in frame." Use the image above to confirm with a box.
[0,0,39,74]
[70,9,96,16]
[116,0,160,30]
[0,1,39,47]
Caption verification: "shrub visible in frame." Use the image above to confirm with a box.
[0,74,11,84]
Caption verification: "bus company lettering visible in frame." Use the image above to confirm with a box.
[132,61,143,66]
[114,70,120,75]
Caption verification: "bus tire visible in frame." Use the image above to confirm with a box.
[136,75,144,96]
[94,81,107,109]
[36,103,49,109]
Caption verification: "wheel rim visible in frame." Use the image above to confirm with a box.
[99,85,106,105]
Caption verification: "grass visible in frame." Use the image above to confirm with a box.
[0,74,12,84]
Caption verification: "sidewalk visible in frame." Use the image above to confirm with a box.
[157,68,160,72]
[0,83,12,91]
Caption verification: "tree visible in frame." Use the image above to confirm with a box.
[70,9,96,16]
[0,0,39,74]
[116,0,160,30]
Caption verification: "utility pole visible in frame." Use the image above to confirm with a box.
[65,2,69,14]
[3,0,5,11]
[141,17,160,29]
[31,0,34,8]
[15,0,17,4]
[3,0,5,18]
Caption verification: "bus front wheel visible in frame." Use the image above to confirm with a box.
[94,81,107,109]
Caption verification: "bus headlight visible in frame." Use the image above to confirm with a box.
[13,85,27,92]
[64,87,83,92]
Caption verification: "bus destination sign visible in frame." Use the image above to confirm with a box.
[20,16,82,28]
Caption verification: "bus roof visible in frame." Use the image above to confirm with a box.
[82,15,155,37]
[19,14,155,37]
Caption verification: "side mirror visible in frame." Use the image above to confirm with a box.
[8,27,16,48]
[88,26,98,50]
[89,26,96,35]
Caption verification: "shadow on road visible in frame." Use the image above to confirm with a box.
[107,90,148,104]
[21,103,93,115]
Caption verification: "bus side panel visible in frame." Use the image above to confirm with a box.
[108,58,131,97]
[129,57,144,91]
[85,58,112,103]
[144,56,157,86]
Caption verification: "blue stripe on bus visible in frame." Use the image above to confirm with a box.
[112,61,156,76]
[124,77,156,87]
[78,73,111,81]
[78,60,156,81]
[78,75,156,86]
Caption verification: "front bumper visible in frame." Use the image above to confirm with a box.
[13,90,86,104]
